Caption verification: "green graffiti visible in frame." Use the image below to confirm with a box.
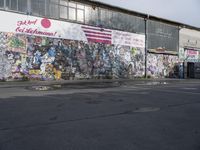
[9,37,25,48]
[131,47,136,55]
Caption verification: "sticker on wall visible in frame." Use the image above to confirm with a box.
[185,49,199,62]
[112,30,145,48]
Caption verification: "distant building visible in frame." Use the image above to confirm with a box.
[179,28,200,79]
[0,0,199,81]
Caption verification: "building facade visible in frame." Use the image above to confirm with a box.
[0,0,198,81]
[147,20,179,78]
[179,28,200,79]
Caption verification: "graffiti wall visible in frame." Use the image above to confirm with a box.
[0,32,27,80]
[0,32,145,81]
[147,53,179,78]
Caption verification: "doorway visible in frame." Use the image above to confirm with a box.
[187,62,195,78]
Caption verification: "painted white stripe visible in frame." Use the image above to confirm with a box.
[86,36,112,41]
[82,27,112,33]
[83,29,112,34]
[85,33,112,38]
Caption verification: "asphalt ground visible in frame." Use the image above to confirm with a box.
[0,81,200,150]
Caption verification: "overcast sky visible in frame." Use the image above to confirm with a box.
[94,0,200,28]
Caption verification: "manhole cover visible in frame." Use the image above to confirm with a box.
[134,107,160,113]
[27,84,62,91]
[29,86,53,91]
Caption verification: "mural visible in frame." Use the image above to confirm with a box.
[0,32,145,81]
[147,53,179,78]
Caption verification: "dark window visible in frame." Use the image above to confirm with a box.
[12,0,18,10]
[60,0,68,19]
[9,0,18,11]
[85,5,98,26]
[100,8,112,28]
[5,0,28,13]
[6,0,9,8]
[0,0,4,8]
[48,3,59,18]
[100,8,145,33]
[18,0,27,12]
[31,0,45,16]
[147,20,179,52]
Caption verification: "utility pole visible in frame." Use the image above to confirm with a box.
[144,15,149,78]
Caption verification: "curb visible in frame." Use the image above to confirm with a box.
[0,79,200,88]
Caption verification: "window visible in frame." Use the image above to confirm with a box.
[69,7,76,20]
[5,0,18,11]
[77,4,84,22]
[68,2,76,21]
[60,0,68,19]
[77,9,84,22]
[46,0,59,18]
[68,2,76,7]
[4,0,28,13]
[100,8,112,28]
[58,1,85,22]
[60,0,67,6]
[60,6,68,19]
[77,4,84,9]
[11,0,18,10]
[18,0,27,12]
[31,0,45,16]
[0,0,4,8]
[49,2,59,18]
[85,5,98,25]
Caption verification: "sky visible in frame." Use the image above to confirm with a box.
[93,0,200,28]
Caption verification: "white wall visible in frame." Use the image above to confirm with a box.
[180,28,200,48]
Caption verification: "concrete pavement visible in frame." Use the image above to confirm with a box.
[0,79,200,150]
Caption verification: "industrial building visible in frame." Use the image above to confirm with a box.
[179,28,200,79]
[0,0,199,81]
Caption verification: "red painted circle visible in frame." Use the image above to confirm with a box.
[41,18,51,28]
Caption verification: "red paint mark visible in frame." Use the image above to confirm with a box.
[41,18,51,28]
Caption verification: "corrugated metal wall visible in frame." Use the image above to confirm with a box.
[147,20,179,52]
